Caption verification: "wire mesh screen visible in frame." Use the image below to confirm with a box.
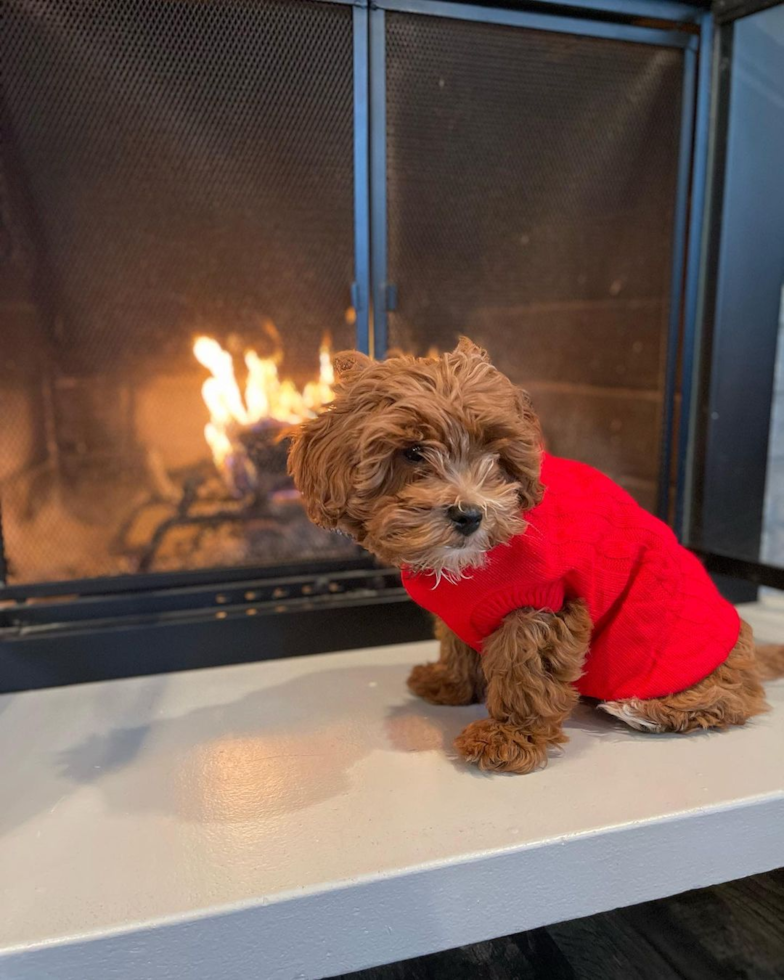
[0,0,358,583]
[385,13,684,511]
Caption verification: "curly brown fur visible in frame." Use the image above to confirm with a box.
[288,338,542,579]
[289,338,783,773]
[455,599,591,773]
[600,620,770,733]
[407,618,486,706]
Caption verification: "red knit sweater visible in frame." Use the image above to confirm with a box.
[402,454,740,701]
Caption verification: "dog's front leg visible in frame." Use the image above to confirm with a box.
[455,600,591,774]
[407,618,486,705]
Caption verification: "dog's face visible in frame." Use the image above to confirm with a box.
[288,338,543,578]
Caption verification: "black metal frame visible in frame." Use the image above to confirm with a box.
[682,0,784,594]
[697,552,784,591]
[713,0,779,23]
[0,560,433,693]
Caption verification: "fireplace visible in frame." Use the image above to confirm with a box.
[1,0,719,691]
[0,0,365,585]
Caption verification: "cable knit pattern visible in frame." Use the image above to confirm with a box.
[402,454,740,701]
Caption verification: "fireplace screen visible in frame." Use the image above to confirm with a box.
[1,0,697,593]
[385,12,683,514]
[1,0,360,583]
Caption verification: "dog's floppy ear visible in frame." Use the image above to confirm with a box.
[287,407,360,534]
[333,350,372,386]
[504,387,544,511]
[453,336,490,362]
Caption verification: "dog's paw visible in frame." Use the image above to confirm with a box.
[599,699,666,733]
[407,663,476,706]
[454,719,548,774]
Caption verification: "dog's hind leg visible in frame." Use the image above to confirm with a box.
[407,618,486,706]
[455,599,591,774]
[600,620,769,733]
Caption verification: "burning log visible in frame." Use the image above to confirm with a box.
[193,331,333,496]
[113,327,341,574]
[237,420,291,494]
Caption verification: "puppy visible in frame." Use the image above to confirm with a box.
[288,338,784,774]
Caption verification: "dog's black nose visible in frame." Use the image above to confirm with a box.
[447,505,483,536]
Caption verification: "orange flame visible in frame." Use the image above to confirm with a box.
[193,332,334,480]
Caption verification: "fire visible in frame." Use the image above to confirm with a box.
[193,331,334,487]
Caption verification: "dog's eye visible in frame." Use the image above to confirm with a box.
[403,446,425,463]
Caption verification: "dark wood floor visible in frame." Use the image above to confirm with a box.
[336,868,784,980]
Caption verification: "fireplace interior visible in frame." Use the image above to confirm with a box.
[1,0,366,584]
